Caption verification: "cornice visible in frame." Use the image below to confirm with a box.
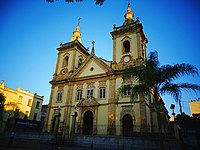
[57,40,89,56]
[110,22,143,37]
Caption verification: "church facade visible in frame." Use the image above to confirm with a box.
[45,4,169,137]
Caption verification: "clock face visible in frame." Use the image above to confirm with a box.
[61,69,66,75]
[123,56,130,62]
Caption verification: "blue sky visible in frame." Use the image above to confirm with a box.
[0,0,200,116]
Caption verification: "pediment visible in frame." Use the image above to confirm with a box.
[77,97,100,107]
[73,54,113,79]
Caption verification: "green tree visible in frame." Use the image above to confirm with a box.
[122,51,200,149]
[0,92,6,127]
[46,0,106,5]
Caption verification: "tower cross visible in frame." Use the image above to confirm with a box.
[91,41,95,54]
[78,18,81,26]
[92,41,95,48]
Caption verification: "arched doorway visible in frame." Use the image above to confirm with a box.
[122,114,133,136]
[83,111,93,135]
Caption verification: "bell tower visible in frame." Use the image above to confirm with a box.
[52,19,89,82]
[110,2,148,70]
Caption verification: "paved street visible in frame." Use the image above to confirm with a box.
[0,139,97,150]
[0,144,97,150]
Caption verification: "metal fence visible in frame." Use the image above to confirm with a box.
[44,124,175,140]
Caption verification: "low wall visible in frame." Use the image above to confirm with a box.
[2,132,53,143]
[73,135,181,150]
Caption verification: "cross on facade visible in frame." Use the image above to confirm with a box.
[91,41,95,54]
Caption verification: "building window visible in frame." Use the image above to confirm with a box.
[78,58,82,68]
[123,85,132,96]
[27,99,32,106]
[87,89,94,98]
[63,56,69,67]
[124,40,130,53]
[99,87,106,99]
[76,90,82,100]
[33,113,37,120]
[18,96,23,104]
[57,92,63,102]
[36,101,40,109]
[24,111,29,119]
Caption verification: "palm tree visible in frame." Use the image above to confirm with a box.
[46,0,106,5]
[122,51,200,150]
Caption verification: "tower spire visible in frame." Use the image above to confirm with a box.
[70,18,82,43]
[123,0,134,25]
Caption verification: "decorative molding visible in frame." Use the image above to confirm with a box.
[122,78,133,85]
[98,81,106,87]
[76,84,83,90]
[87,82,95,89]
[58,86,64,91]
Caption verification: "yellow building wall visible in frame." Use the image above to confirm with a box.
[0,80,43,121]
[189,101,200,116]
[97,105,108,135]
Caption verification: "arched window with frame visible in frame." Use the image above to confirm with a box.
[123,40,130,53]
[78,58,82,68]
[63,56,69,67]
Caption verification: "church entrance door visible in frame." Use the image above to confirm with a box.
[83,111,93,135]
[122,114,133,136]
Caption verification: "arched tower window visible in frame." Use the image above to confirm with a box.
[78,58,82,68]
[63,56,69,67]
[123,40,130,53]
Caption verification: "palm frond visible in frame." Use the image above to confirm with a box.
[46,0,105,5]
[161,82,200,102]
[95,0,105,5]
[130,84,150,100]
[160,83,182,102]
[117,84,149,102]
[160,64,199,83]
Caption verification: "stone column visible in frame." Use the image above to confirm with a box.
[107,77,116,135]
[140,94,147,132]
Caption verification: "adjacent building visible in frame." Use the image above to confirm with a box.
[0,80,44,132]
[45,4,169,137]
[189,98,200,117]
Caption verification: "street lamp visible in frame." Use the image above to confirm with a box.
[170,104,175,122]
[170,104,175,116]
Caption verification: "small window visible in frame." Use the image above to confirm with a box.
[123,85,132,96]
[27,99,32,106]
[90,67,94,71]
[78,58,82,68]
[18,96,23,104]
[99,87,106,99]
[87,89,94,98]
[76,90,82,100]
[63,56,69,67]
[57,92,63,102]
[36,101,40,109]
[123,40,130,53]
[33,113,37,120]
